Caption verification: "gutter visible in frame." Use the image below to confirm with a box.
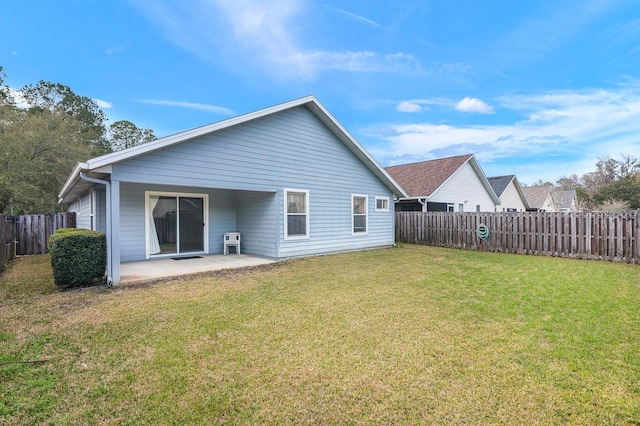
[79,172,113,286]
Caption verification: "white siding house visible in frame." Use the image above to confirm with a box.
[522,185,559,212]
[488,175,529,212]
[59,96,406,285]
[385,154,500,212]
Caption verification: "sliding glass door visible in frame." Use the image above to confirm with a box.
[147,192,207,257]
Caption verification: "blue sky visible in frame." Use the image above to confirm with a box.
[2,0,640,184]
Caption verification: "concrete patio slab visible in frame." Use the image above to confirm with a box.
[119,254,276,285]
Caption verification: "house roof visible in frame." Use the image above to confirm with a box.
[59,96,407,203]
[488,175,530,209]
[384,154,500,204]
[554,189,577,210]
[487,175,515,197]
[522,185,555,209]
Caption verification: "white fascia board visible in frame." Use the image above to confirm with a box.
[512,176,530,209]
[468,156,501,205]
[58,162,88,202]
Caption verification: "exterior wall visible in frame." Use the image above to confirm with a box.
[69,191,93,230]
[541,194,558,212]
[112,106,395,261]
[427,162,496,212]
[67,188,107,232]
[236,191,278,258]
[496,182,527,212]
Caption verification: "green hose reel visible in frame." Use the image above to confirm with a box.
[476,223,490,240]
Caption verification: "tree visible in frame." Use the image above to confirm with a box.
[594,173,640,210]
[0,68,158,213]
[108,120,156,151]
[0,106,94,213]
[617,154,639,179]
[20,81,111,155]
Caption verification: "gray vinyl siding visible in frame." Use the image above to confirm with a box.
[68,188,106,232]
[236,191,277,257]
[113,105,395,260]
[429,162,496,212]
[70,192,92,230]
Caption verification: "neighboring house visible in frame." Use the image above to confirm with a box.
[522,185,559,212]
[59,96,406,285]
[554,189,579,212]
[487,175,530,212]
[385,154,500,212]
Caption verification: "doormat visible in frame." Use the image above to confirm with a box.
[172,256,203,260]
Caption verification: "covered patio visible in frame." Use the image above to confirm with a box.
[119,254,276,285]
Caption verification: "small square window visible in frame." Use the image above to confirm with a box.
[375,196,389,212]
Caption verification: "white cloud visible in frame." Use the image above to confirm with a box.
[130,0,422,81]
[326,6,383,29]
[139,99,235,115]
[455,97,494,114]
[378,83,640,182]
[396,101,423,113]
[94,99,112,109]
[395,98,454,113]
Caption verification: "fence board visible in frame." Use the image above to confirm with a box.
[14,212,76,255]
[396,211,640,264]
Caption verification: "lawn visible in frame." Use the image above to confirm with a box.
[1,245,639,425]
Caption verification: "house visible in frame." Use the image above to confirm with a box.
[384,154,500,212]
[487,175,530,212]
[522,185,559,212]
[58,96,406,285]
[553,189,579,212]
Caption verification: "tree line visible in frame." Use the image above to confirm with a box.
[547,154,640,212]
[0,66,156,214]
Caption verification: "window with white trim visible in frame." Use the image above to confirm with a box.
[284,189,309,239]
[352,194,368,234]
[375,196,389,212]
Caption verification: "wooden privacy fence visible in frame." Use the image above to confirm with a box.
[396,211,640,263]
[1,212,77,273]
[0,215,15,273]
[14,212,76,256]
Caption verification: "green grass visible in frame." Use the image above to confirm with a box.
[1,245,639,425]
[0,255,58,303]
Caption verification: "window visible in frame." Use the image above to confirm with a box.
[447,204,454,212]
[284,189,309,239]
[476,205,481,212]
[458,203,464,212]
[375,196,389,212]
[352,195,368,234]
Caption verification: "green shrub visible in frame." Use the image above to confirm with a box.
[49,229,106,288]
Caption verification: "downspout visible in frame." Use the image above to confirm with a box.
[418,198,427,212]
[79,172,113,285]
